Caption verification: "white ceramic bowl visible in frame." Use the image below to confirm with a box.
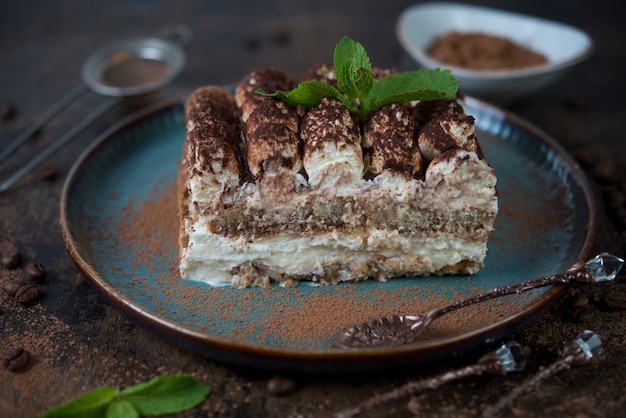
[396,2,593,104]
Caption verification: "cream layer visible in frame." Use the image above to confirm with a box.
[180,223,488,287]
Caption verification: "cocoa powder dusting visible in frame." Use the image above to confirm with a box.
[427,31,548,71]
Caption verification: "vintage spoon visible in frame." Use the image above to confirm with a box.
[336,253,623,349]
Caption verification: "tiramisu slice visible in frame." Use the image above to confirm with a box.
[178,38,498,287]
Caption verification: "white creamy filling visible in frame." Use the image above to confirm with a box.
[304,138,363,190]
[182,148,497,287]
[425,150,497,212]
[189,168,238,208]
[180,222,487,286]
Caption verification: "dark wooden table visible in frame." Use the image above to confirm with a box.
[2,1,625,417]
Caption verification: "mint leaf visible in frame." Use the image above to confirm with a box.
[39,386,119,418]
[334,36,373,99]
[121,375,211,416]
[106,400,139,418]
[257,80,359,115]
[258,80,342,107]
[256,36,460,122]
[39,375,211,418]
[364,69,459,112]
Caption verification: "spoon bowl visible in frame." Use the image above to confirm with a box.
[337,254,623,350]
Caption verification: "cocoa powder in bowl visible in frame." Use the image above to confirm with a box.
[427,31,548,71]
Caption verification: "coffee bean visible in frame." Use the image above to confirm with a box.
[243,36,262,51]
[38,165,58,181]
[25,262,47,282]
[617,207,626,226]
[565,97,588,112]
[570,305,594,323]
[1,249,21,269]
[3,347,30,372]
[594,159,619,183]
[3,280,26,297]
[270,29,291,46]
[573,149,594,168]
[0,103,16,121]
[604,289,626,311]
[587,288,605,305]
[266,375,297,396]
[570,292,588,308]
[14,284,40,304]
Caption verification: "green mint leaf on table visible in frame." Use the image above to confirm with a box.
[39,386,119,418]
[121,374,211,416]
[39,375,211,418]
[106,399,139,418]
[256,36,459,121]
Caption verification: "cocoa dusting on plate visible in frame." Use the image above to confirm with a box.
[427,31,548,71]
[105,179,533,349]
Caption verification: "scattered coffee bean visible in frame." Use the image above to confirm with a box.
[572,149,594,168]
[243,36,262,51]
[594,159,619,183]
[570,292,588,308]
[605,178,626,228]
[38,165,58,181]
[604,288,626,311]
[3,347,30,372]
[266,374,297,396]
[570,305,594,323]
[563,291,594,323]
[587,288,605,305]
[616,207,626,227]
[2,280,26,297]
[0,103,16,121]
[25,262,47,282]
[14,284,40,304]
[565,97,588,112]
[270,29,292,46]
[1,249,22,269]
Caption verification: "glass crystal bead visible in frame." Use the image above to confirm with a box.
[496,341,531,373]
[574,330,603,359]
[585,253,624,282]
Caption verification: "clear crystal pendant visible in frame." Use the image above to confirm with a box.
[483,330,603,417]
[585,253,624,282]
[496,341,531,373]
[574,330,603,359]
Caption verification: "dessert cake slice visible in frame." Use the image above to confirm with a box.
[179,48,498,287]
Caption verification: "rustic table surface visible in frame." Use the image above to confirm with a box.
[2,1,625,417]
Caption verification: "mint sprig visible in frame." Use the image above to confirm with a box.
[39,375,211,418]
[257,36,459,121]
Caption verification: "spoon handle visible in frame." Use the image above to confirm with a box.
[0,98,119,193]
[432,261,590,320]
[0,84,88,165]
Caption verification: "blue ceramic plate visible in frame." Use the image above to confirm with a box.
[60,97,595,373]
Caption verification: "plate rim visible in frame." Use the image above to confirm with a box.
[59,96,596,372]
